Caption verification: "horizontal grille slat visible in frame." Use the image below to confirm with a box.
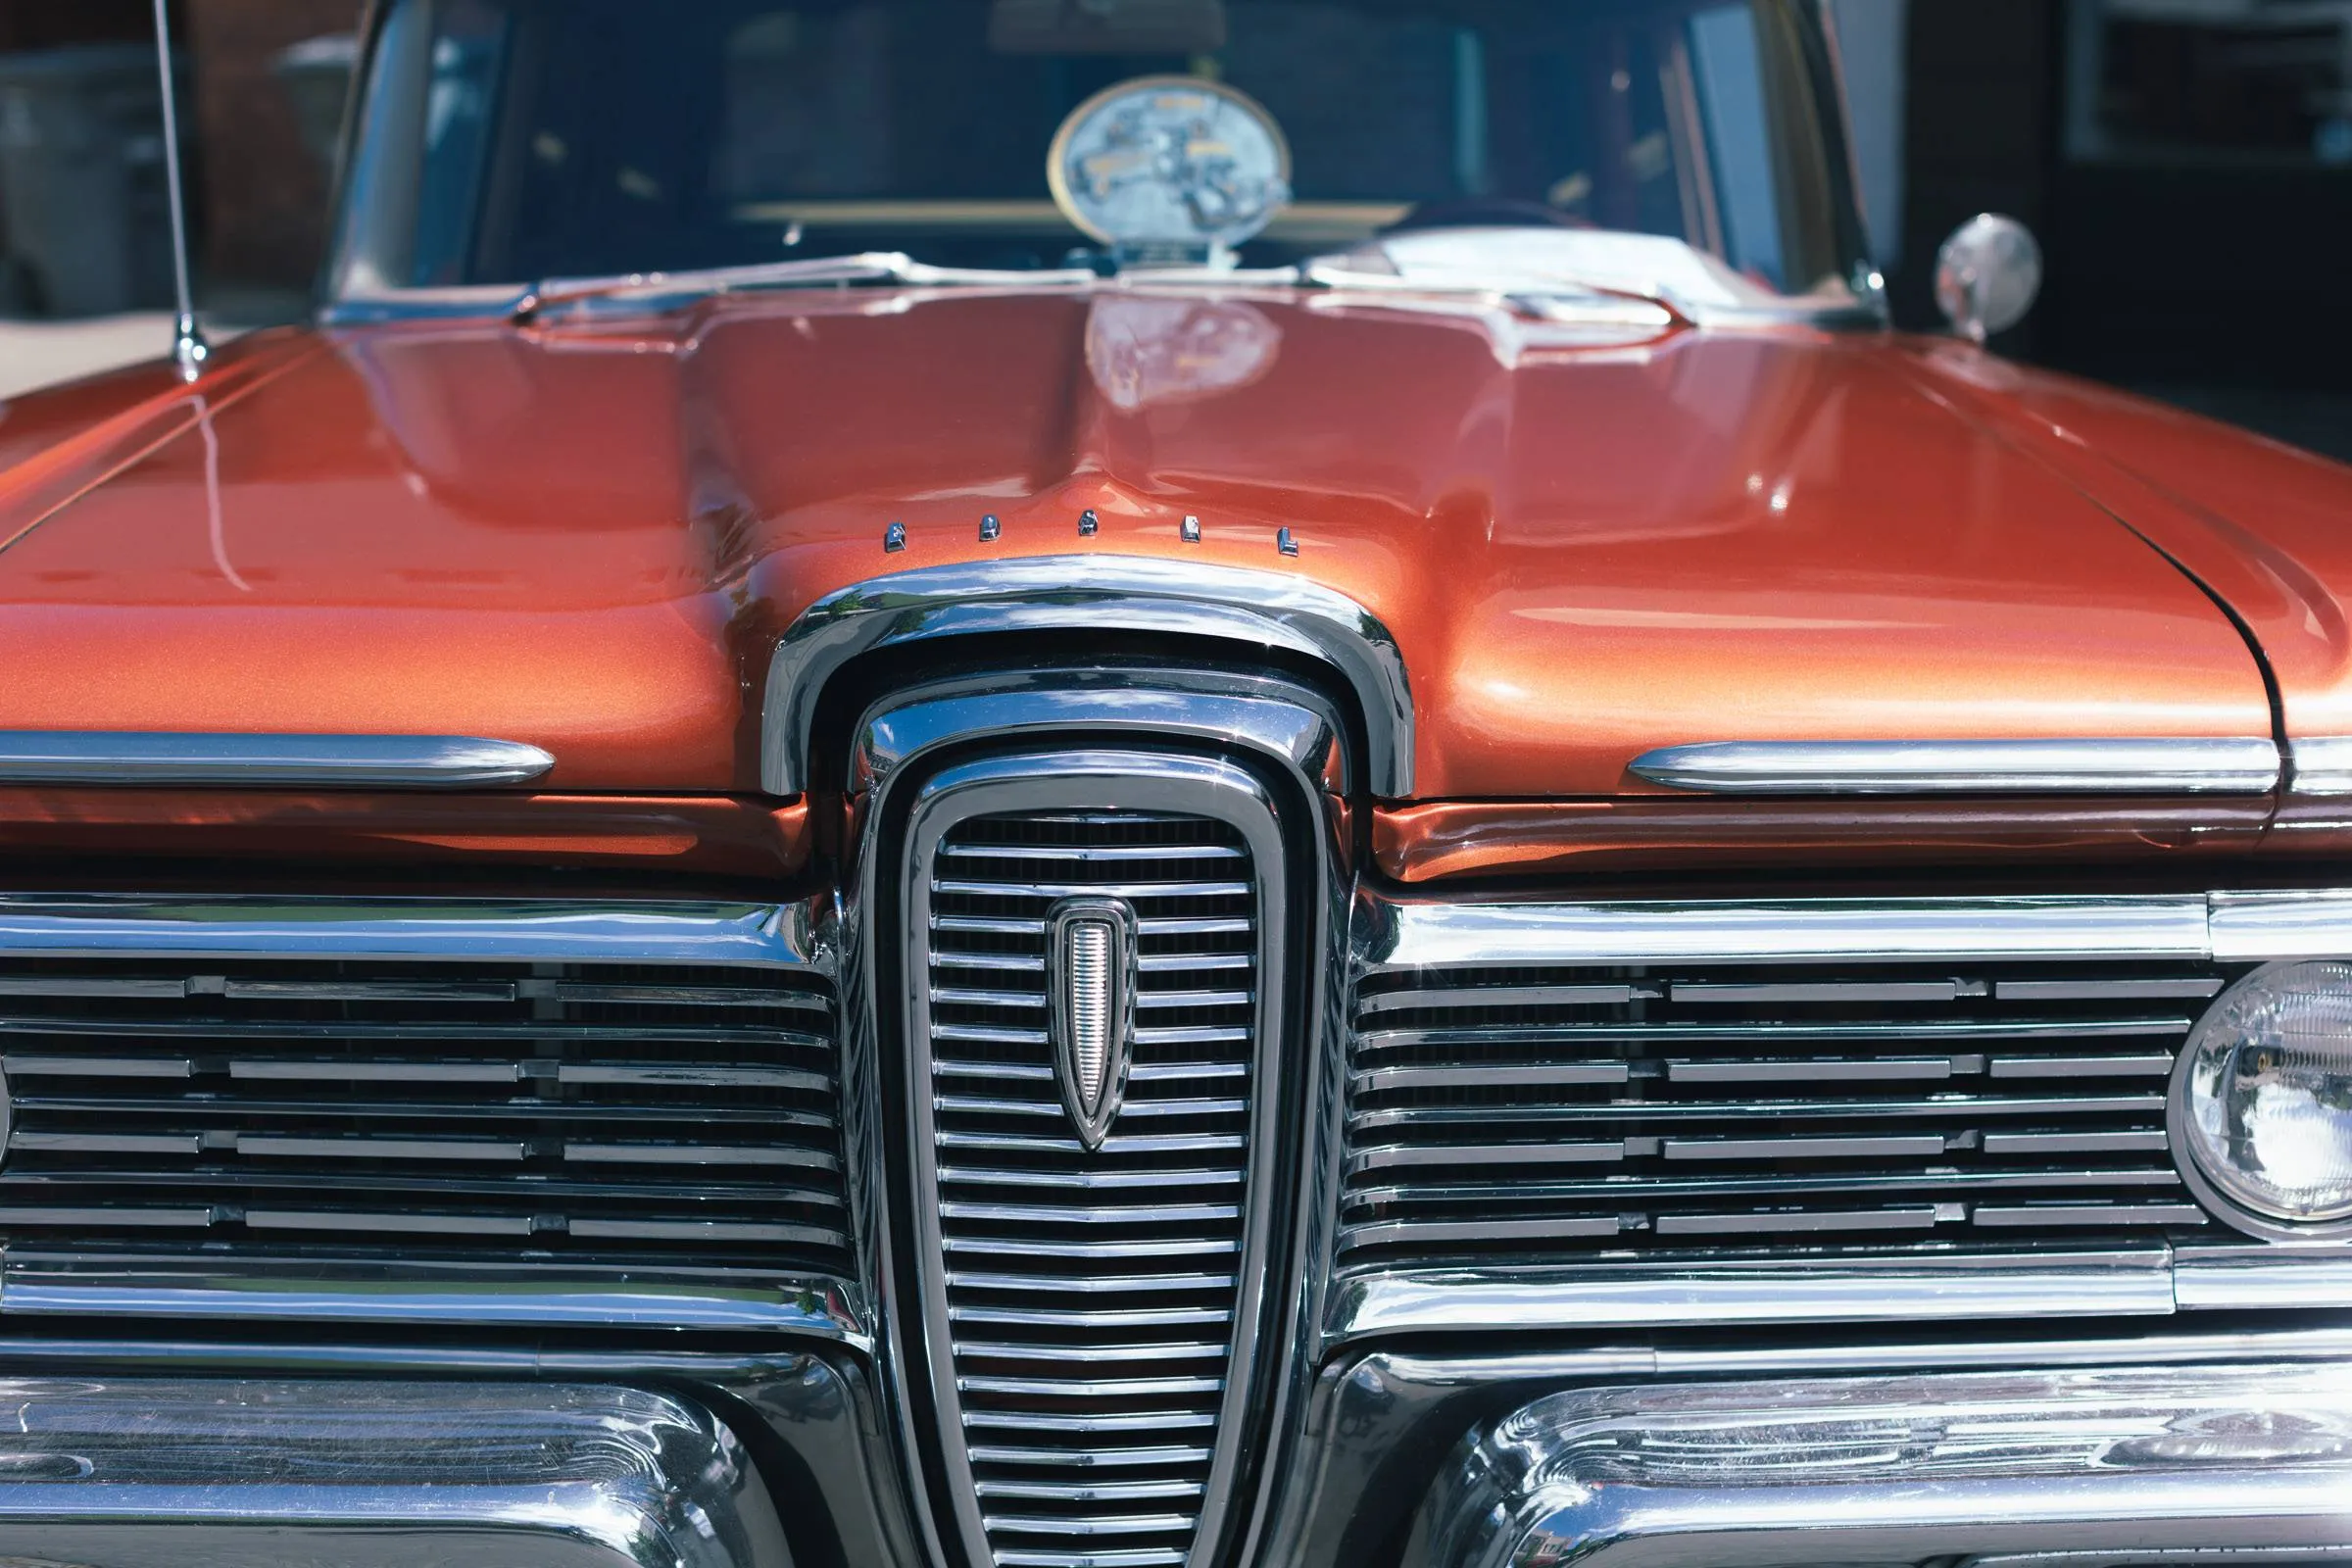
[952,1304,1234,1329]
[13,1093,829,1127]
[979,1480,1208,1502]
[933,878,1252,902]
[981,1511,1201,1536]
[1355,1017,2186,1049]
[942,843,1246,863]
[956,1339,1227,1364]
[947,1268,1238,1292]
[962,1410,1220,1434]
[1349,1091,2168,1131]
[922,806,1260,1568]
[941,1166,1245,1191]
[969,1445,1214,1467]
[0,1162,847,1205]
[1343,958,2237,1272]
[0,1016,826,1046]
[0,956,846,1276]
[938,1094,1247,1120]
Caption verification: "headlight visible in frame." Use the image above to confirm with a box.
[2174,961,2352,1235]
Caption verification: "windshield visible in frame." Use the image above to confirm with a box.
[332,0,1865,304]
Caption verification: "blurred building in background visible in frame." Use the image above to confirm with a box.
[0,0,2345,454]
[1905,0,2352,455]
[0,0,356,327]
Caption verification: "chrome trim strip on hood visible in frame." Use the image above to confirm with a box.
[761,556,1414,797]
[0,732,555,787]
[1629,737,2282,795]
[1417,1361,2352,1568]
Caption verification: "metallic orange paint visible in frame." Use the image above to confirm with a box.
[0,293,2302,810]
[1900,341,2352,769]
[1375,796,2274,882]
[0,788,809,877]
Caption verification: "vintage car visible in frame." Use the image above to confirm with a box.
[2,0,2351,1565]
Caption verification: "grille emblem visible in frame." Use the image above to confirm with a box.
[1047,898,1138,1151]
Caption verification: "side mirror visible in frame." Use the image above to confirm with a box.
[1935,214,2042,344]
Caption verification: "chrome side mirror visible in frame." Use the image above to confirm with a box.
[1935,214,2042,343]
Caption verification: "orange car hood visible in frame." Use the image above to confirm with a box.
[0,292,2274,798]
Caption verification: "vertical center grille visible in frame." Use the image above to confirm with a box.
[905,771,1281,1568]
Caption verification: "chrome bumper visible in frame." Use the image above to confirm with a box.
[1417,1361,2352,1568]
[0,1378,788,1567]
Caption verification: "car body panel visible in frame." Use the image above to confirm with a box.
[1903,340,2352,754]
[0,294,2294,802]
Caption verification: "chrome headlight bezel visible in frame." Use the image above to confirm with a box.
[2169,960,2352,1243]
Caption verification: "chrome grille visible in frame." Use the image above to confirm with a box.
[920,809,1260,1568]
[1343,961,2237,1272]
[0,956,845,1274]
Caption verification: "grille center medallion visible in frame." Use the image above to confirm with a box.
[1047,897,1138,1152]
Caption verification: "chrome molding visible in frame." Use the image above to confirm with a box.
[2288,735,2352,795]
[0,1253,866,1342]
[1417,1362,2352,1568]
[0,895,818,967]
[853,666,1350,797]
[2175,1244,2352,1308]
[0,1377,786,1568]
[1362,893,2215,970]
[2210,889,2352,959]
[763,556,1414,796]
[0,731,555,787]
[1628,737,2281,795]
[1331,1251,2180,1342]
[1366,887,2352,969]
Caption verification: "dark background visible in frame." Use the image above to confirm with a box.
[0,0,357,313]
[1897,1,2352,460]
[1,0,2346,460]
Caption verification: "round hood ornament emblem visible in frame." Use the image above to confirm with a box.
[1047,74,1292,265]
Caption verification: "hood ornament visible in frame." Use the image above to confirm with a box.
[1047,898,1138,1152]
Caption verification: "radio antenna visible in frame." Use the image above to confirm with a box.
[150,0,209,380]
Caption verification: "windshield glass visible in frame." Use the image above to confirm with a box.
[334,0,1862,301]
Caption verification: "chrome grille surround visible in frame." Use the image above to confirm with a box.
[0,896,861,1337]
[1335,891,2352,1344]
[1345,957,2226,1270]
[847,665,1348,1568]
[899,751,1292,1568]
